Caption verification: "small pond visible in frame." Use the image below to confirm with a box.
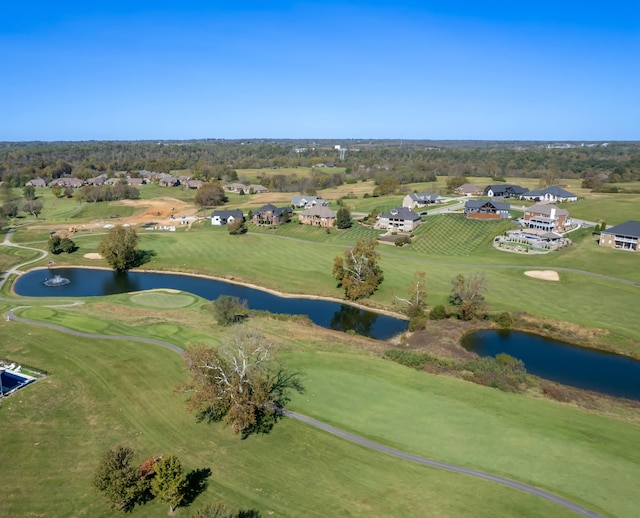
[462,329,640,400]
[13,268,408,340]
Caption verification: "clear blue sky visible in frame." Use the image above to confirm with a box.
[1,1,638,141]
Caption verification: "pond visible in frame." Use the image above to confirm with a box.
[462,329,640,400]
[13,268,408,340]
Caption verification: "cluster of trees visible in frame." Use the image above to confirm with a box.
[0,184,44,223]
[194,182,227,208]
[48,235,77,254]
[181,325,304,438]
[76,184,140,203]
[93,446,210,514]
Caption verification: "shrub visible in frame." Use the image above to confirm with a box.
[395,235,411,247]
[210,295,249,326]
[429,304,448,320]
[408,314,427,331]
[460,355,528,393]
[383,349,430,370]
[494,311,514,329]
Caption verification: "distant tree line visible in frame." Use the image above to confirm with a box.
[1,140,639,189]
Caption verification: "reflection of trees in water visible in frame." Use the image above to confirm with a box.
[102,271,140,295]
[330,304,378,337]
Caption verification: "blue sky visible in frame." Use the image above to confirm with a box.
[1,1,638,141]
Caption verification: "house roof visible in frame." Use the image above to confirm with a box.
[484,184,529,196]
[465,200,510,211]
[380,206,420,221]
[601,221,640,238]
[212,209,243,219]
[407,192,442,202]
[291,195,317,204]
[299,205,337,218]
[525,203,568,217]
[525,186,577,198]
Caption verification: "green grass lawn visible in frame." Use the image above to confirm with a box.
[0,320,584,518]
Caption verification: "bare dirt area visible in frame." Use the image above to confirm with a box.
[83,253,103,260]
[524,270,560,281]
[115,197,200,227]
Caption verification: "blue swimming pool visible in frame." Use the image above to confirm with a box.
[0,370,35,396]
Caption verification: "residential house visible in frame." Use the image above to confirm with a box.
[523,203,570,232]
[402,192,444,209]
[454,183,483,196]
[291,195,328,208]
[247,184,269,194]
[376,207,421,232]
[520,186,578,202]
[185,179,204,190]
[483,184,529,198]
[211,209,244,226]
[127,177,145,186]
[298,205,337,228]
[26,177,47,187]
[599,221,640,252]
[48,177,84,188]
[158,174,180,187]
[224,183,248,193]
[252,204,292,225]
[103,177,122,186]
[464,200,510,220]
[86,175,107,185]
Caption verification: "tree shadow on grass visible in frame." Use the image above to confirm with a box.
[182,467,212,507]
[133,249,156,268]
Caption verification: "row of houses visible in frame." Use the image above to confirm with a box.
[454,183,578,202]
[25,172,200,189]
[212,204,339,228]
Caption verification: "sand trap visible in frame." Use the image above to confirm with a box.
[84,253,103,260]
[524,270,560,281]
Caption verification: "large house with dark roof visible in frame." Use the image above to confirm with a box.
[483,184,529,198]
[520,186,578,202]
[252,204,292,225]
[211,209,244,226]
[464,200,510,220]
[376,207,421,232]
[599,221,640,252]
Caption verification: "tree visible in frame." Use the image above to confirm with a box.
[98,225,140,272]
[227,218,246,235]
[446,175,468,192]
[194,182,227,208]
[51,184,63,198]
[332,238,383,300]
[449,273,487,320]
[93,446,148,512]
[64,186,74,198]
[22,198,44,219]
[373,176,399,196]
[182,326,304,437]
[23,185,35,201]
[151,455,187,515]
[210,295,249,325]
[336,207,352,229]
[394,272,427,320]
[2,200,18,218]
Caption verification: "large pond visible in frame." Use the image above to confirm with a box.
[462,329,640,400]
[13,268,408,340]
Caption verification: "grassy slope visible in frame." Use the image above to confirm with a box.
[0,320,580,518]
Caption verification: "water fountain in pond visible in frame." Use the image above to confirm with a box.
[43,274,71,287]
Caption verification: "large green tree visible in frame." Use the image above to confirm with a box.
[93,446,148,512]
[332,238,383,300]
[182,326,304,438]
[151,455,187,515]
[98,225,140,272]
[336,207,352,229]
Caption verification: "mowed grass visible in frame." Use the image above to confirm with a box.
[285,351,640,518]
[247,220,383,243]
[410,214,512,256]
[0,321,582,518]
[566,194,640,225]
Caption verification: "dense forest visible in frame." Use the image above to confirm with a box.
[0,140,639,190]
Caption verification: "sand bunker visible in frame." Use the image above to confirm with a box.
[83,253,103,260]
[524,270,560,281]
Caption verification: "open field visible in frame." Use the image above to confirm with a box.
[0,318,586,518]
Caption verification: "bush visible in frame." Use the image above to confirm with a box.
[429,304,448,320]
[210,295,249,326]
[395,235,411,247]
[48,235,77,254]
[494,311,514,329]
[408,314,427,331]
[383,349,430,370]
[460,355,528,393]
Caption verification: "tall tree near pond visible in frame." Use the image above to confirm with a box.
[449,273,487,320]
[98,225,140,272]
[394,271,427,320]
[332,238,383,300]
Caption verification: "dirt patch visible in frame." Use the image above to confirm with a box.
[115,197,200,227]
[524,270,560,281]
[83,253,103,260]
